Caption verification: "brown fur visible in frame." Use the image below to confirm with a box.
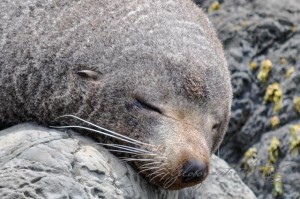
[0,0,232,189]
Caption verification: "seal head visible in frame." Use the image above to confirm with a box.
[0,0,232,190]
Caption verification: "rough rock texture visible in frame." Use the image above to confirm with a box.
[0,123,256,199]
[243,124,300,199]
[194,0,300,198]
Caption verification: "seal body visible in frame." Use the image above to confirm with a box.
[0,0,232,189]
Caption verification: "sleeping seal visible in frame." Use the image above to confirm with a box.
[0,0,232,190]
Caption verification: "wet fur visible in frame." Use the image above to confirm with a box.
[0,0,232,189]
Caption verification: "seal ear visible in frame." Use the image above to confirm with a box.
[77,70,101,81]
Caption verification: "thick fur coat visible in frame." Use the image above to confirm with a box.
[0,0,232,189]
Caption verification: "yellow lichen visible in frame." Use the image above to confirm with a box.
[286,67,295,78]
[260,137,281,180]
[232,26,241,32]
[242,148,257,173]
[258,59,273,83]
[271,116,280,128]
[241,21,249,28]
[249,60,258,71]
[293,96,300,114]
[208,1,221,13]
[273,173,283,197]
[279,57,287,65]
[259,163,275,178]
[291,25,297,33]
[268,137,281,164]
[263,83,283,112]
[290,124,300,156]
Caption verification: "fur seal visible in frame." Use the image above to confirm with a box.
[0,0,232,190]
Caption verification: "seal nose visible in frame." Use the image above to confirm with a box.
[181,160,207,183]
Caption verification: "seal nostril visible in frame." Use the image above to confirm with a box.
[181,160,207,183]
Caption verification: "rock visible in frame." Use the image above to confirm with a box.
[194,0,300,198]
[241,124,300,199]
[0,123,256,199]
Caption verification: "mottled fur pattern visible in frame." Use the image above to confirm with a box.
[0,0,232,189]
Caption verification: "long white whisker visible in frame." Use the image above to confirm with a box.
[108,146,152,154]
[137,155,157,158]
[108,149,144,155]
[150,172,166,182]
[49,125,140,145]
[163,177,173,188]
[146,167,166,178]
[145,162,168,179]
[103,144,159,156]
[97,143,152,154]
[138,166,161,174]
[54,115,154,146]
[139,161,161,169]
[120,158,155,162]
[159,171,170,181]
[165,176,178,189]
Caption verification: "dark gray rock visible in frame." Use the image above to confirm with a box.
[241,124,300,199]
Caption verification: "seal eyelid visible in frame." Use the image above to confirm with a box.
[135,97,163,114]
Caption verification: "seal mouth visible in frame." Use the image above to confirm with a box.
[50,114,209,190]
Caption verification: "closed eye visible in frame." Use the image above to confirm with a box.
[134,98,163,114]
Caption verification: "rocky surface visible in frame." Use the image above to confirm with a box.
[194,0,300,198]
[2,0,299,198]
[0,123,256,199]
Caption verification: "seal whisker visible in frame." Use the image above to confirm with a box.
[138,166,161,174]
[138,162,162,169]
[131,154,158,157]
[146,167,167,178]
[49,125,143,146]
[107,149,146,155]
[95,143,159,157]
[54,115,154,147]
[164,176,178,189]
[148,162,168,172]
[120,158,155,162]
[96,143,152,154]
[149,171,167,182]
[159,171,170,182]
[107,146,155,155]
[135,156,167,160]
[163,177,173,189]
